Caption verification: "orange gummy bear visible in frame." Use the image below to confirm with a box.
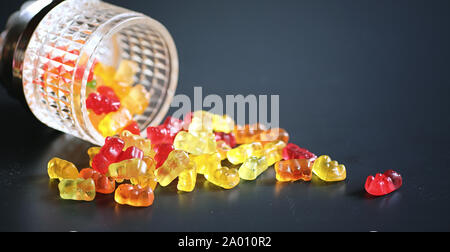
[274,159,312,182]
[114,184,154,207]
[79,168,116,194]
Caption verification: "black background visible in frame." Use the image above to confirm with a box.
[0,0,449,231]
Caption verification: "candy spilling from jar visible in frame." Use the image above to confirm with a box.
[37,48,150,139]
[48,110,403,207]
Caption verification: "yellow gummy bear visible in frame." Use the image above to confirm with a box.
[239,156,269,181]
[204,165,240,190]
[177,160,197,192]
[216,140,231,160]
[87,147,101,167]
[107,156,157,190]
[114,60,139,85]
[212,114,235,133]
[226,142,264,165]
[98,107,132,137]
[263,140,286,166]
[190,152,222,175]
[94,62,131,99]
[48,157,79,180]
[121,84,151,115]
[130,156,157,190]
[58,178,96,201]
[119,130,155,157]
[312,155,346,182]
[88,111,105,130]
[107,158,149,179]
[173,131,216,155]
[189,111,235,134]
[188,111,214,134]
[155,150,191,187]
[94,62,116,86]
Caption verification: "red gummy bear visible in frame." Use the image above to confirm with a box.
[117,146,144,162]
[215,132,237,148]
[182,112,194,130]
[147,117,184,145]
[163,116,184,135]
[384,169,403,189]
[153,143,174,168]
[86,86,120,115]
[92,137,125,174]
[282,143,317,162]
[86,93,120,115]
[147,126,173,145]
[121,120,141,135]
[365,170,403,196]
[97,86,118,99]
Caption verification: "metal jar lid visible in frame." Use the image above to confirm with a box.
[0,0,64,103]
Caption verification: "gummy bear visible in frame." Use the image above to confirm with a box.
[239,156,269,180]
[264,140,286,166]
[365,170,402,196]
[146,126,174,145]
[98,107,132,137]
[211,113,235,133]
[129,156,158,190]
[79,168,115,194]
[94,62,130,99]
[87,79,97,89]
[204,166,240,190]
[312,155,346,182]
[173,131,216,155]
[107,158,154,183]
[114,60,138,85]
[86,91,120,115]
[233,123,267,145]
[216,140,232,160]
[146,116,184,146]
[119,130,155,157]
[182,111,194,130]
[190,152,222,175]
[162,116,185,135]
[121,84,151,115]
[256,128,289,145]
[275,159,312,182]
[155,150,191,187]
[120,120,140,135]
[153,143,174,168]
[117,146,144,162]
[87,147,101,167]
[58,178,96,201]
[47,157,79,180]
[282,143,317,162]
[92,137,125,174]
[88,111,105,130]
[384,169,403,189]
[114,184,154,207]
[188,111,214,134]
[97,85,119,100]
[226,142,264,165]
[215,132,237,148]
[177,160,197,192]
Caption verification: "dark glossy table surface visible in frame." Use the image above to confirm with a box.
[0,0,449,231]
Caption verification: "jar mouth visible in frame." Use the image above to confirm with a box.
[79,15,179,145]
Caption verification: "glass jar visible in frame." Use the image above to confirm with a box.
[0,0,179,145]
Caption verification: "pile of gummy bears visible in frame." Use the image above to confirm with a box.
[45,55,402,207]
[48,110,403,207]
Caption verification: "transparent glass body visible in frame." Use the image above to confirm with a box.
[22,0,178,145]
